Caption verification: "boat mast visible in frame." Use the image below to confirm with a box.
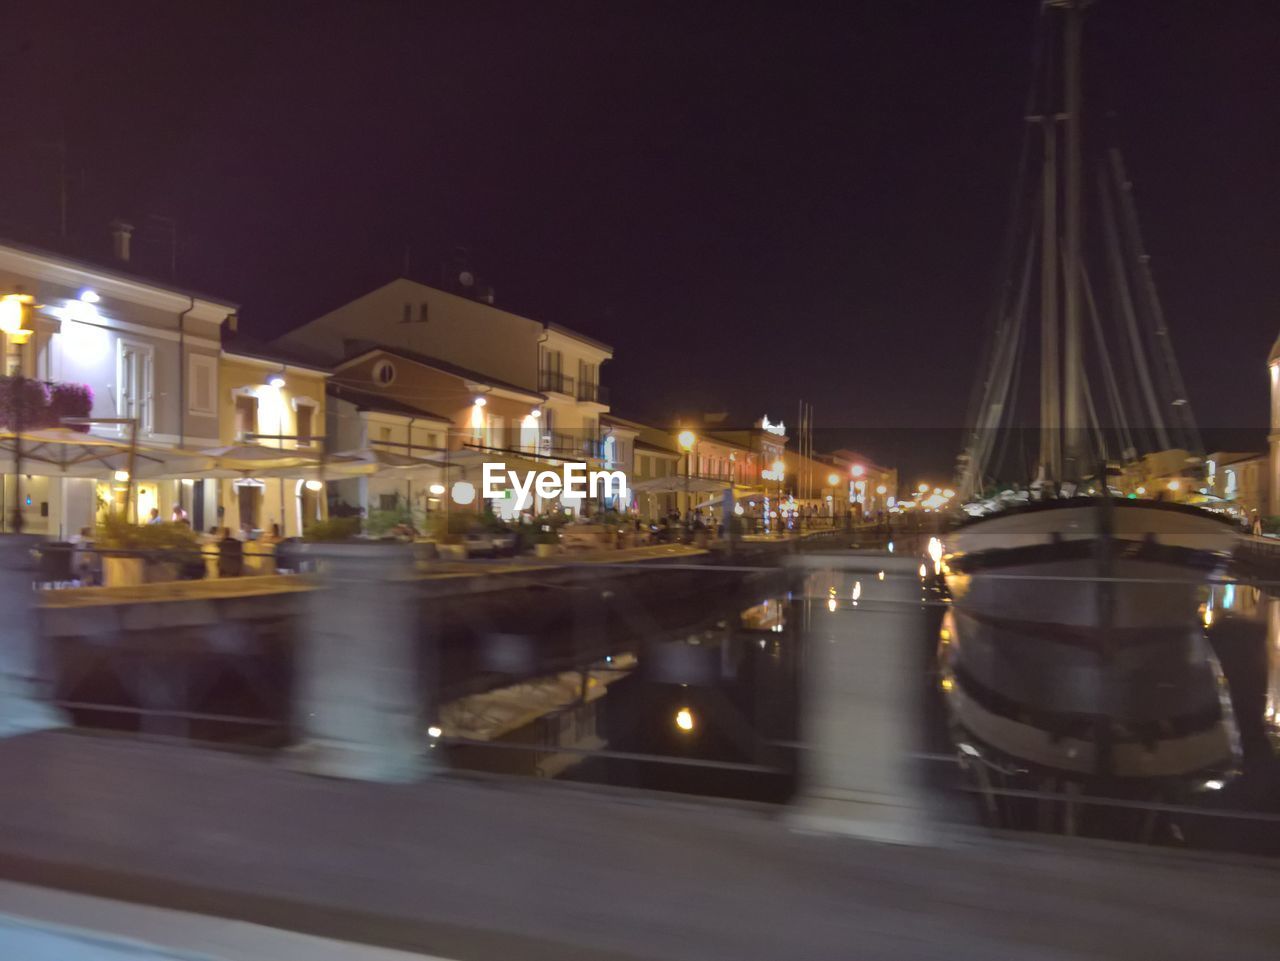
[1059,0,1087,479]
[1039,111,1060,484]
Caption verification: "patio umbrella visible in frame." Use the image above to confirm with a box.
[141,444,320,479]
[0,428,179,477]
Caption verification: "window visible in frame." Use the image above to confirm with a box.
[118,341,155,434]
[296,404,314,447]
[402,304,411,323]
[372,360,396,386]
[235,393,258,439]
[379,493,399,511]
[187,353,216,416]
[419,303,429,323]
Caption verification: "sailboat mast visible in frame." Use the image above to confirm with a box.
[1061,0,1087,478]
[1039,115,1060,483]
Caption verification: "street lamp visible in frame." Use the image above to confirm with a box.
[677,430,696,532]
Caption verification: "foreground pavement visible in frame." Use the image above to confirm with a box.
[0,732,1276,960]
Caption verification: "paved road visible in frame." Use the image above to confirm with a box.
[0,733,1276,960]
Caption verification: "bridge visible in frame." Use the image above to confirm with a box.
[0,534,1276,958]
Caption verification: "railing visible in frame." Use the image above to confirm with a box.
[24,537,1280,861]
[538,370,575,396]
[576,381,608,405]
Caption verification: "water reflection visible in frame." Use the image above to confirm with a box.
[938,573,1280,851]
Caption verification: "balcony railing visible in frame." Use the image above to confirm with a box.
[538,370,575,396]
[576,381,609,405]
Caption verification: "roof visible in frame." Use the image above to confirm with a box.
[1208,450,1267,467]
[335,345,543,400]
[0,235,238,312]
[543,322,613,355]
[327,384,452,423]
[634,439,680,457]
[221,330,332,374]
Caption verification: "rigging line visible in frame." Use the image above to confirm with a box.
[1099,165,1169,451]
[962,6,1050,443]
[1080,360,1108,467]
[981,224,1037,492]
[1108,148,1204,457]
[1081,258,1137,462]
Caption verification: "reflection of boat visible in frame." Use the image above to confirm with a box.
[944,2,1240,801]
[943,499,1238,783]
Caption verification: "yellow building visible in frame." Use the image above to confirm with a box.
[215,333,331,537]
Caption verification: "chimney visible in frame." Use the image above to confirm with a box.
[110,219,134,263]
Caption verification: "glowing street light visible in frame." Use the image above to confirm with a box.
[827,473,840,487]
[851,464,865,477]
[917,482,929,494]
[676,430,697,529]
[1167,479,1181,492]
[675,707,695,732]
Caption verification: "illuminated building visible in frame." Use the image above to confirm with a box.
[0,235,235,535]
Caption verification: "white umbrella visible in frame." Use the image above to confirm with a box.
[0,428,179,477]
[142,444,320,479]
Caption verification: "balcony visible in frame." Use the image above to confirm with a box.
[576,381,609,405]
[538,370,575,397]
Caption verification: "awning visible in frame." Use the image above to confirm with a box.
[629,475,731,495]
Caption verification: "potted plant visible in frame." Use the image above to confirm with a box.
[533,525,561,558]
[96,515,202,586]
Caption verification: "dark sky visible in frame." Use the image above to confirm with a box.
[3,1,1278,471]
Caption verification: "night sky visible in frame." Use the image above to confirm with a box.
[3,1,1278,472]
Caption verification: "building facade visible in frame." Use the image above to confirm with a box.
[216,332,331,537]
[0,238,233,536]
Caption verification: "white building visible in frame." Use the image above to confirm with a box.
[0,236,234,536]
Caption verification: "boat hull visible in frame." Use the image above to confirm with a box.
[940,499,1238,780]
